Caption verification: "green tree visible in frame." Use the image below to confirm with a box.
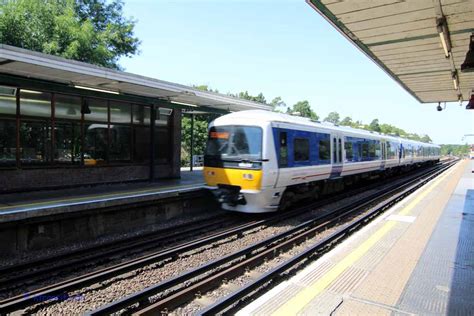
[368,119,381,132]
[193,84,219,93]
[440,144,469,156]
[237,91,267,104]
[339,116,353,127]
[181,114,212,167]
[270,96,286,112]
[324,111,340,124]
[420,134,432,143]
[0,0,139,69]
[290,100,318,120]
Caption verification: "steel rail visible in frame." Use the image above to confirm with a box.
[0,161,451,314]
[0,213,225,278]
[90,161,456,315]
[0,188,349,314]
[200,161,456,315]
[0,216,233,291]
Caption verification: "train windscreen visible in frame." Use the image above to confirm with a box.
[204,126,262,169]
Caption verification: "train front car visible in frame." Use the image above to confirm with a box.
[203,112,279,213]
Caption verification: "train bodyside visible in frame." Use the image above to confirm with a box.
[204,110,440,213]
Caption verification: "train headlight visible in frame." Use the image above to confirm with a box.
[243,173,254,180]
[207,171,215,176]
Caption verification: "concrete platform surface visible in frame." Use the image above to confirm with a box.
[0,170,205,223]
[238,160,473,316]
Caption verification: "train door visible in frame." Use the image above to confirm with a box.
[330,133,343,178]
[381,140,386,170]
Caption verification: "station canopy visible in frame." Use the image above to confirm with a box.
[308,0,474,103]
[0,44,271,112]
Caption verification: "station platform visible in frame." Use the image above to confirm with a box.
[239,159,473,315]
[0,170,213,255]
[0,170,205,223]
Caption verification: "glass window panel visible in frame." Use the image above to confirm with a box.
[110,101,131,123]
[133,126,150,162]
[84,98,108,122]
[154,127,169,163]
[318,139,330,161]
[0,119,17,166]
[55,94,82,120]
[279,132,288,167]
[20,90,51,118]
[110,125,131,162]
[55,121,81,164]
[156,108,172,127]
[0,85,17,96]
[0,94,16,115]
[294,138,309,162]
[84,123,108,165]
[132,105,150,125]
[20,120,51,164]
[345,141,353,161]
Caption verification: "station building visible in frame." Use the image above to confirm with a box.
[0,45,270,192]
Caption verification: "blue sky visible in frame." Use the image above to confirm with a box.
[120,0,474,144]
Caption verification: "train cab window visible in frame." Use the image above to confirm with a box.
[294,138,309,162]
[279,132,288,167]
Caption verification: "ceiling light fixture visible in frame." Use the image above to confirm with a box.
[74,84,120,95]
[170,100,198,107]
[20,89,43,94]
[436,16,451,58]
[451,70,459,90]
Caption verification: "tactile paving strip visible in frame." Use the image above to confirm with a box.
[397,172,474,314]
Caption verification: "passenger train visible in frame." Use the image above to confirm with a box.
[203,110,440,213]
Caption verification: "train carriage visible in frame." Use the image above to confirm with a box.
[204,110,440,213]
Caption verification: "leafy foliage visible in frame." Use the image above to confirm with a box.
[288,100,319,120]
[0,0,140,69]
[270,96,286,111]
[440,144,470,156]
[324,111,340,124]
[181,114,215,167]
[236,91,267,104]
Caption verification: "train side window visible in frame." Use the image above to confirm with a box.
[279,132,288,167]
[332,137,337,163]
[369,142,377,159]
[344,141,353,161]
[319,139,330,162]
[294,138,309,162]
[362,142,369,159]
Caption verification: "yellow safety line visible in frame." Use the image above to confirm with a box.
[0,183,204,211]
[271,164,456,316]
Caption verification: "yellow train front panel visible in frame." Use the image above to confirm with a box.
[204,167,262,191]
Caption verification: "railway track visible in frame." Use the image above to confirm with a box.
[0,214,238,294]
[87,160,456,315]
[0,160,455,315]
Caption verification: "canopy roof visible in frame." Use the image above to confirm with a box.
[0,44,271,112]
[308,0,474,103]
